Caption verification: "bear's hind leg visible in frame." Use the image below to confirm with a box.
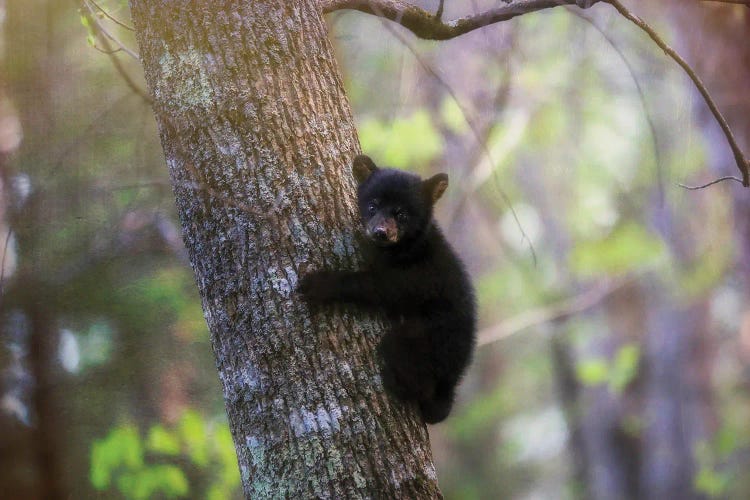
[377,320,435,402]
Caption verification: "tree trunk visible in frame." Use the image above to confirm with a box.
[127,1,440,497]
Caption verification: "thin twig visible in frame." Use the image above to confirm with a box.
[678,175,744,190]
[376,14,538,263]
[477,277,629,346]
[103,180,170,192]
[700,0,750,5]
[0,228,13,298]
[89,0,135,31]
[325,0,750,187]
[79,1,152,103]
[605,0,749,186]
[81,0,139,60]
[321,0,600,40]
[94,34,151,103]
[91,44,122,55]
[568,8,665,203]
[446,65,515,230]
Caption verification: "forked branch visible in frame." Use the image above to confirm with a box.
[321,0,599,40]
[322,0,750,187]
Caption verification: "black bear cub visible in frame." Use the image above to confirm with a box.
[297,155,476,424]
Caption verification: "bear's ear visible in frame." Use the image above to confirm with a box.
[352,155,378,184]
[423,173,449,204]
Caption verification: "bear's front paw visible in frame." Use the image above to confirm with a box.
[296,271,339,303]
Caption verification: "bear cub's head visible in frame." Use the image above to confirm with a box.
[352,155,448,247]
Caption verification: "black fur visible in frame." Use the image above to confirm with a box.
[297,155,476,424]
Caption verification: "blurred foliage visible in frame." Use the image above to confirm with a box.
[575,343,640,393]
[358,110,443,170]
[90,411,239,499]
[116,267,208,341]
[571,223,665,277]
[333,4,748,499]
[0,0,748,499]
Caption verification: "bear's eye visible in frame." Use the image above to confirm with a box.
[367,202,377,215]
[395,209,408,222]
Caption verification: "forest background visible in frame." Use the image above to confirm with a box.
[1,0,749,498]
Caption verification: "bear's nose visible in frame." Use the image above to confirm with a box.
[373,227,388,241]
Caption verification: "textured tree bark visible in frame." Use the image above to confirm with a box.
[127,1,440,497]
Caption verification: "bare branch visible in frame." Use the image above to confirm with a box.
[700,0,750,5]
[82,0,139,60]
[78,1,152,103]
[478,277,629,346]
[324,0,750,188]
[90,43,123,55]
[678,175,744,190]
[89,0,135,31]
[605,0,749,186]
[321,0,600,40]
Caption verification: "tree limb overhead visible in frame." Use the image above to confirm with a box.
[321,0,600,40]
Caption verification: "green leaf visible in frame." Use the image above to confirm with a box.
[694,467,730,498]
[115,465,189,499]
[571,222,664,277]
[714,426,740,459]
[358,110,443,171]
[89,425,144,490]
[609,344,640,393]
[207,484,225,500]
[152,465,190,498]
[146,424,180,455]
[528,102,567,146]
[440,97,468,134]
[90,411,239,499]
[116,471,145,500]
[90,440,111,490]
[575,358,609,386]
[178,410,209,466]
[215,423,241,487]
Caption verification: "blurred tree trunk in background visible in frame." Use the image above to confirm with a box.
[551,4,750,498]
[26,298,64,500]
[2,0,67,497]
[523,167,649,500]
[668,4,750,283]
[0,35,30,500]
[533,7,722,493]
[128,0,440,497]
[2,0,218,489]
[669,5,750,494]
